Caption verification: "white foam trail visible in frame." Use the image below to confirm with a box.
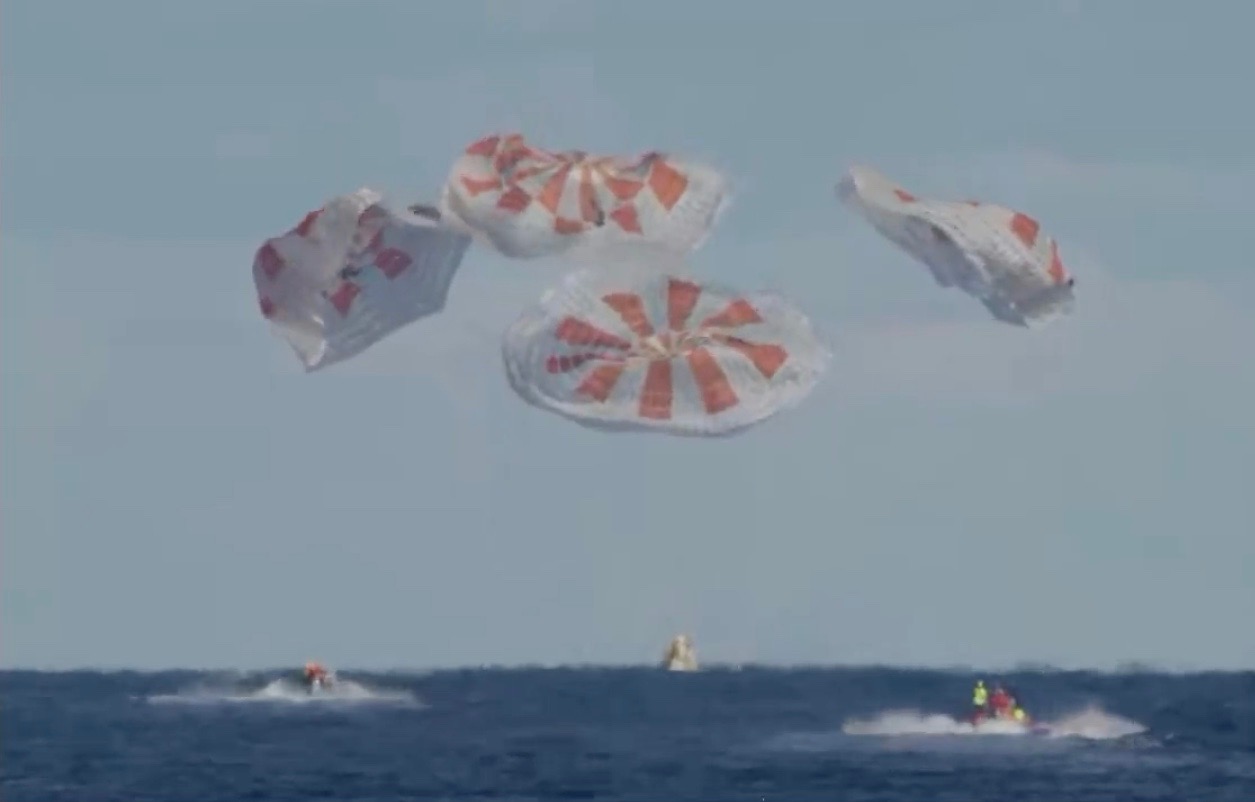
[1045,705,1146,739]
[147,677,422,707]
[841,705,1144,740]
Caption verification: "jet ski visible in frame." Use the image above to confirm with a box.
[967,683,1050,735]
[967,705,1050,735]
[301,660,337,694]
[305,673,337,693]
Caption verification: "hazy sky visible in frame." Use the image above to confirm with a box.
[3,0,1253,671]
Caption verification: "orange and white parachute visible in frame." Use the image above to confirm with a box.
[253,188,471,371]
[502,269,829,437]
[837,165,1076,327]
[438,133,728,261]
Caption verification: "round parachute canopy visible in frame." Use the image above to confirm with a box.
[503,270,829,437]
[439,133,729,261]
[837,165,1075,328]
[253,188,471,371]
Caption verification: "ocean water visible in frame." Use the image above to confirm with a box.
[3,666,1252,801]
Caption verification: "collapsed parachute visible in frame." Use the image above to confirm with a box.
[837,165,1076,327]
[503,269,829,436]
[253,189,471,371]
[437,133,728,261]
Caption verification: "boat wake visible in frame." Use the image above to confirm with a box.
[841,705,1145,740]
[146,677,421,708]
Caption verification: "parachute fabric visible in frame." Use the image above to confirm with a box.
[503,269,829,437]
[837,165,1076,327]
[438,133,729,261]
[253,188,472,371]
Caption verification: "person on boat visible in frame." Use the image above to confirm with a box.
[303,660,329,689]
[972,680,989,716]
[990,684,1013,718]
[1002,684,1030,723]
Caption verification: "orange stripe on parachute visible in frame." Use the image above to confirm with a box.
[639,360,674,419]
[647,159,688,211]
[1047,241,1068,283]
[577,362,627,402]
[460,176,502,197]
[1010,212,1041,248]
[717,335,788,380]
[465,135,501,156]
[601,293,655,338]
[537,162,572,214]
[687,347,738,414]
[609,205,642,233]
[666,278,702,331]
[700,299,762,329]
[553,317,633,350]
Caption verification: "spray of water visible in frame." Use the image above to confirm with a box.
[147,676,422,708]
[841,705,1145,740]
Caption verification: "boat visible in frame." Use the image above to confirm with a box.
[662,634,699,672]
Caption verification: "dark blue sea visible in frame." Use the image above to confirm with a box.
[3,666,1253,801]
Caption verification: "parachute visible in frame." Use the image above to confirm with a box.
[253,188,471,371]
[437,133,728,261]
[502,269,829,436]
[837,165,1076,327]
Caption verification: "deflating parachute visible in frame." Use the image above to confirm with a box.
[253,188,471,371]
[837,165,1076,327]
[438,133,728,261]
[503,269,829,437]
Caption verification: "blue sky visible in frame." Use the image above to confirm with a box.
[3,0,1253,671]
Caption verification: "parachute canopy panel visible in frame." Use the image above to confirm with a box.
[502,269,829,437]
[837,165,1076,328]
[253,188,472,371]
[439,133,729,261]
